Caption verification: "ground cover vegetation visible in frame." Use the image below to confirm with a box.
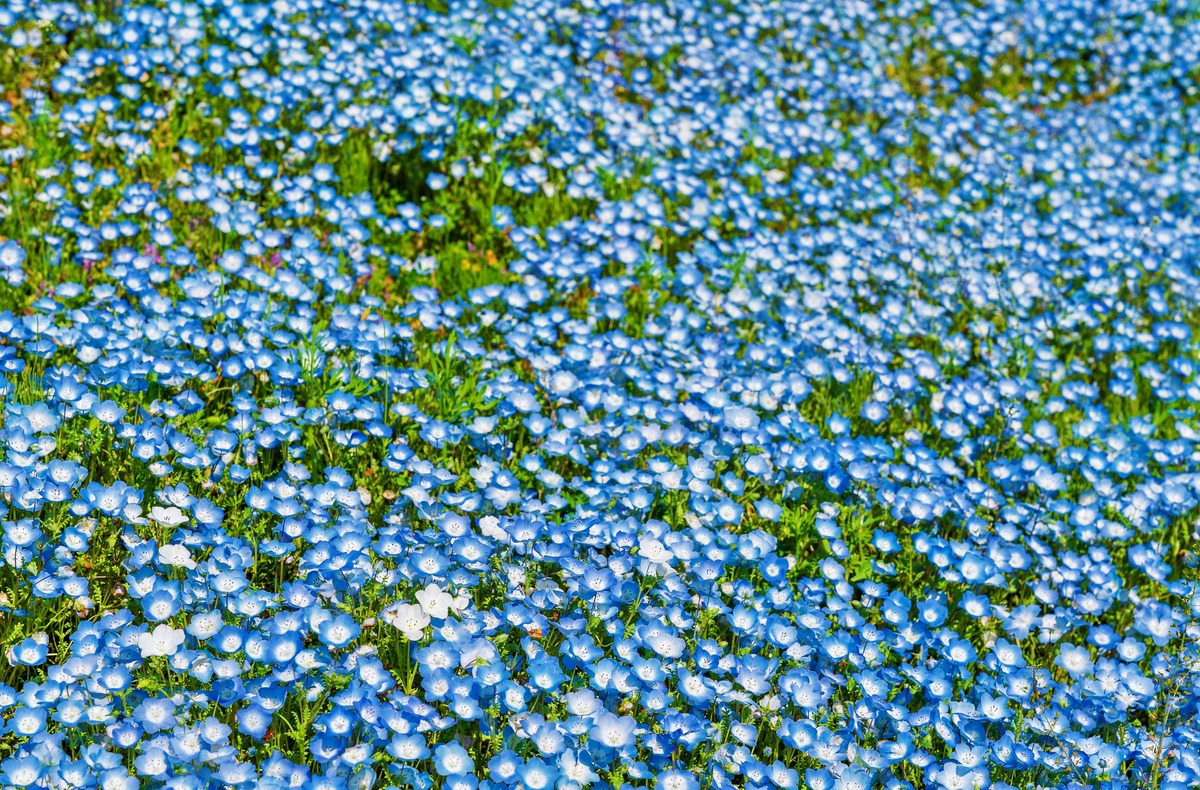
[0,0,1198,788]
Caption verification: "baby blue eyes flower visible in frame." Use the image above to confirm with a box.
[92,400,125,425]
[6,635,47,666]
[134,748,170,778]
[871,530,900,554]
[488,749,522,783]
[316,613,360,648]
[589,712,637,750]
[141,588,181,622]
[103,770,139,790]
[723,406,760,432]
[917,598,947,627]
[657,769,700,790]
[0,241,26,286]
[753,498,782,522]
[434,742,474,777]
[236,704,272,740]
[730,721,757,746]
[186,611,223,640]
[266,633,302,664]
[1,756,43,787]
[528,657,567,691]
[859,401,888,424]
[132,698,177,734]
[389,734,430,762]
[492,205,515,230]
[445,773,479,790]
[3,520,42,547]
[518,757,557,790]
[0,1,1192,788]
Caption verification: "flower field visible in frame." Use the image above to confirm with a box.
[0,0,1199,788]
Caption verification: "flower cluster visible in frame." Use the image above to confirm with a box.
[0,0,1197,789]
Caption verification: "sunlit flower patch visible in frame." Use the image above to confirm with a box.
[0,1,1196,789]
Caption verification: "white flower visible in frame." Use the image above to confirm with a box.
[415,583,465,620]
[150,506,189,527]
[638,537,674,565]
[138,625,185,658]
[381,602,430,641]
[158,544,196,569]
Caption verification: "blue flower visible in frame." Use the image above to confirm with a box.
[518,757,557,790]
[316,613,360,648]
[236,704,272,740]
[0,241,26,286]
[433,742,474,777]
[6,635,47,667]
[1056,643,1095,680]
[1,755,43,787]
[589,712,637,750]
[0,1,1194,785]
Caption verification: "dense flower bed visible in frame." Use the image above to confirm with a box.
[0,0,1198,788]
